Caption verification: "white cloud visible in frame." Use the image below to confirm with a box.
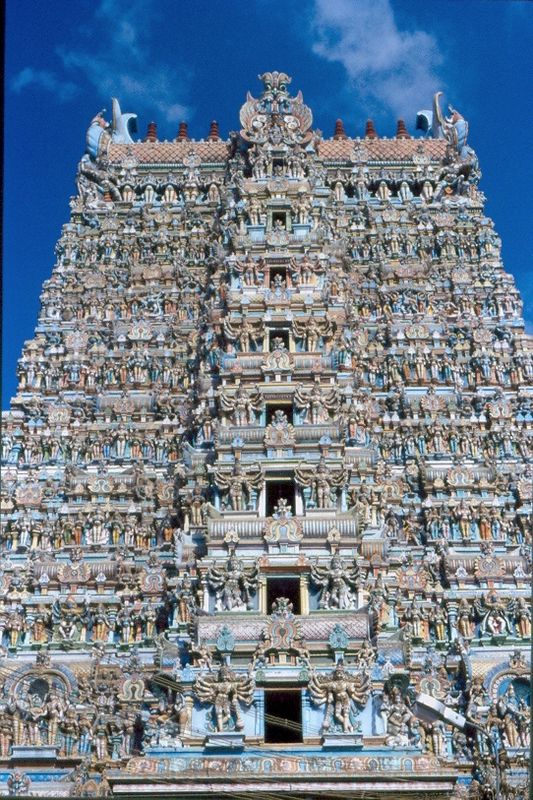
[11,68,78,102]
[13,0,190,124]
[311,0,444,119]
[58,49,188,123]
[57,0,190,123]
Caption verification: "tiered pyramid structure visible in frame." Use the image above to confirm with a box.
[1,72,531,798]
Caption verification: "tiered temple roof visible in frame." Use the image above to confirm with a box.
[1,72,531,799]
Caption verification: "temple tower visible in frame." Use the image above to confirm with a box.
[0,73,531,798]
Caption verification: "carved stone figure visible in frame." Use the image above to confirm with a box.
[7,771,31,797]
[474,592,513,637]
[294,383,339,424]
[380,686,417,747]
[207,554,258,611]
[219,386,263,426]
[214,463,264,511]
[194,665,254,732]
[310,556,359,609]
[309,661,369,733]
[295,457,346,509]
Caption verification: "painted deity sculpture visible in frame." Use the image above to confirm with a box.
[206,554,259,611]
[194,666,254,733]
[310,556,359,610]
[309,662,370,734]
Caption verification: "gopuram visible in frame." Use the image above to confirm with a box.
[1,71,531,798]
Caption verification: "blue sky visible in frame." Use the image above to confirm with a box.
[3,0,532,406]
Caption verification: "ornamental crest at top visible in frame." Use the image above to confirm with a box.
[239,71,314,146]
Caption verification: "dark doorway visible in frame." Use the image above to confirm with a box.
[270,266,287,287]
[266,403,293,424]
[269,328,290,351]
[265,479,295,515]
[266,576,301,614]
[264,688,302,743]
[272,211,288,229]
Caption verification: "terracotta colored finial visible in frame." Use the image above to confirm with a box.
[333,119,347,140]
[144,122,157,142]
[176,121,189,141]
[364,119,377,139]
[207,120,220,141]
[396,119,411,139]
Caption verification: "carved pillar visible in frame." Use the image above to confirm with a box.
[183,696,194,738]
[447,600,458,640]
[254,689,264,738]
[201,575,210,614]
[300,574,309,616]
[259,575,267,615]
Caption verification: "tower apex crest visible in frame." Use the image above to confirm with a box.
[240,71,313,145]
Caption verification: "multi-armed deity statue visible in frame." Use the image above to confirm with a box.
[0,71,531,797]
